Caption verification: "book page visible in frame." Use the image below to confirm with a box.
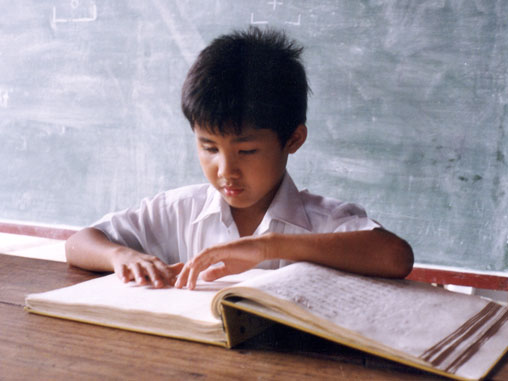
[25,269,268,343]
[217,262,505,362]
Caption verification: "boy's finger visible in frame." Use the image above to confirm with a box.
[166,263,185,286]
[152,261,174,285]
[115,264,131,283]
[144,263,164,288]
[186,255,212,289]
[130,263,147,285]
[201,264,227,282]
[170,262,185,274]
[175,265,189,289]
[159,262,184,279]
[187,266,200,290]
[183,249,223,289]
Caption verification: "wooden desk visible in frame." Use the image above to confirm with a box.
[1,254,507,381]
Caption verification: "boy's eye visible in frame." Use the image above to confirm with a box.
[239,149,258,155]
[203,146,218,153]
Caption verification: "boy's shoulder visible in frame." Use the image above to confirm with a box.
[277,174,368,223]
[298,188,368,219]
[137,183,213,214]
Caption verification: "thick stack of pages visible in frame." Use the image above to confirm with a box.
[26,262,508,380]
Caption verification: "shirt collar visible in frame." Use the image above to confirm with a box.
[261,172,312,232]
[191,172,312,232]
[192,184,235,227]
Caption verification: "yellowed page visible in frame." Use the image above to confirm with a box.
[25,269,266,345]
[213,262,508,380]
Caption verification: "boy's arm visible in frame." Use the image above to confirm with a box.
[175,228,414,290]
[65,227,183,288]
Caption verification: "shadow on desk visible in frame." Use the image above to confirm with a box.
[239,323,451,380]
[2,253,507,381]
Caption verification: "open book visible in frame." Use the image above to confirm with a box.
[25,262,508,380]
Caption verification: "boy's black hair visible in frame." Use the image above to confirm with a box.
[181,27,309,145]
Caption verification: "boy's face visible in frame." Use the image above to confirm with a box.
[195,125,302,215]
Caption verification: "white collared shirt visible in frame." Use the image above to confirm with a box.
[92,172,380,269]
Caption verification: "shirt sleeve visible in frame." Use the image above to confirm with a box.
[91,192,175,262]
[329,202,381,233]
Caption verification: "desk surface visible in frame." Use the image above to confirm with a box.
[2,254,507,381]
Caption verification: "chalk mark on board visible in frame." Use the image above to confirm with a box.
[285,14,301,26]
[0,89,9,108]
[267,0,283,11]
[52,2,97,26]
[250,13,268,25]
[152,0,206,66]
[250,7,302,27]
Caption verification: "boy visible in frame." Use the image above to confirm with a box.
[66,27,413,290]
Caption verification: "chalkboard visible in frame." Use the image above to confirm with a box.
[1,1,507,272]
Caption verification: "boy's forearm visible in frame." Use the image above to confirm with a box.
[265,229,414,278]
[65,227,121,272]
[67,228,185,288]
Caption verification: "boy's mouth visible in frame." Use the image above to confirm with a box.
[222,186,244,197]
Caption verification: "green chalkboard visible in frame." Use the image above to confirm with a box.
[1,1,507,271]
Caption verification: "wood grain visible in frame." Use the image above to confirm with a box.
[2,254,506,380]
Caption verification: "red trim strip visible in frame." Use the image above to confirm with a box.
[1,222,507,290]
[407,267,508,291]
[0,222,77,240]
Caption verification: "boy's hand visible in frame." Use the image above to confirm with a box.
[111,249,184,289]
[175,236,268,290]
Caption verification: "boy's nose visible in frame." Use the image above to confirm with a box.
[218,153,240,179]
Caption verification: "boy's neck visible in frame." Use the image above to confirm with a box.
[230,181,282,237]
[230,206,265,237]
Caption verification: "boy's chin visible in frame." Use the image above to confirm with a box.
[221,194,256,210]
[222,197,249,209]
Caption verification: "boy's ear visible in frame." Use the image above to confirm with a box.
[285,124,307,154]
